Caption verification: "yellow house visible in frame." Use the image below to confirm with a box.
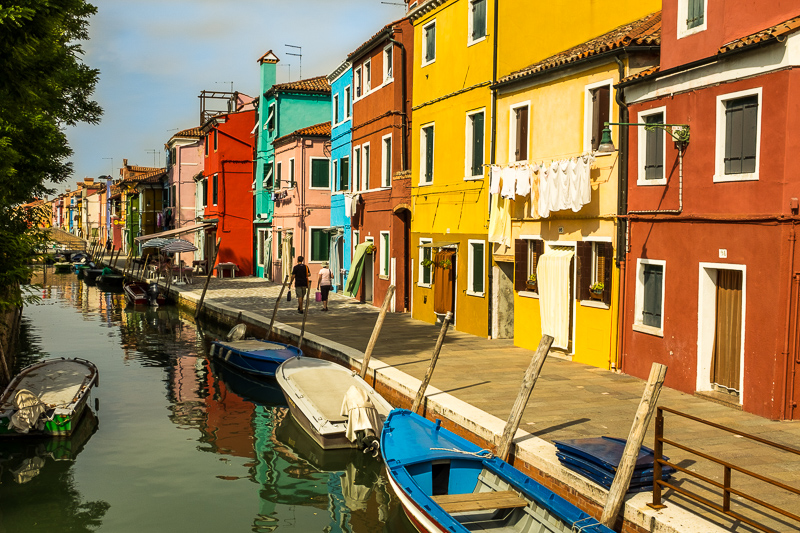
[409,0,496,336]
[490,12,661,369]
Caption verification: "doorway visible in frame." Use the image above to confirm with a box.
[433,249,457,323]
[363,237,374,303]
[493,262,514,339]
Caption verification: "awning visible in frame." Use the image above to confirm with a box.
[419,241,459,248]
[135,222,216,243]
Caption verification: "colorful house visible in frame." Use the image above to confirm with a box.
[165,127,204,231]
[619,2,800,419]
[344,17,414,312]
[408,0,495,336]
[119,161,163,252]
[490,10,660,370]
[200,95,256,275]
[253,51,331,279]
[327,60,353,292]
[270,122,332,284]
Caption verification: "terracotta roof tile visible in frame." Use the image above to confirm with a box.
[498,12,661,86]
[267,75,330,96]
[126,165,161,173]
[719,14,800,53]
[348,17,409,62]
[122,168,166,184]
[172,127,202,139]
[273,121,331,145]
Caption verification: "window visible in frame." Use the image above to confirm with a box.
[514,238,543,293]
[637,107,666,185]
[339,156,350,191]
[352,230,360,255]
[353,146,361,192]
[213,129,218,151]
[204,136,209,156]
[212,174,218,206]
[577,240,613,306]
[202,179,208,207]
[310,228,330,262]
[289,158,295,187]
[310,158,330,188]
[362,143,371,190]
[332,160,338,192]
[423,21,436,65]
[263,161,274,189]
[266,103,276,131]
[382,134,392,187]
[171,185,176,208]
[634,259,665,335]
[466,110,485,178]
[469,0,487,43]
[421,124,434,184]
[276,161,282,189]
[419,238,432,287]
[344,86,351,119]
[364,60,372,93]
[585,81,612,152]
[714,88,761,182]
[383,45,393,81]
[355,67,362,98]
[467,240,485,296]
[333,93,340,124]
[510,104,529,162]
[678,0,707,37]
[380,231,390,277]
[276,231,282,259]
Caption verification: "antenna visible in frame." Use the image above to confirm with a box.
[381,1,406,5]
[278,63,292,82]
[285,44,302,79]
[145,149,161,167]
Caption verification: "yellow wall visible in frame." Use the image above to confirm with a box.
[496,0,661,79]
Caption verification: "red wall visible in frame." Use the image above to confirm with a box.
[661,0,799,71]
[203,110,256,275]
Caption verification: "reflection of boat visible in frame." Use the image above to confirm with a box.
[381,410,614,533]
[53,262,72,274]
[210,359,287,406]
[0,358,98,438]
[83,268,104,281]
[276,356,392,450]
[123,281,166,306]
[210,338,301,378]
[274,408,353,472]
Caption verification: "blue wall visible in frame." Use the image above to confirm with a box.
[329,67,353,291]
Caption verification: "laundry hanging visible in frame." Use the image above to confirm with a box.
[536,246,575,349]
[490,166,502,195]
[488,195,512,247]
[500,166,516,199]
[515,165,531,198]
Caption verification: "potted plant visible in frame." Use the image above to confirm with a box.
[421,258,434,268]
[589,281,604,300]
[526,273,537,291]
[439,258,452,269]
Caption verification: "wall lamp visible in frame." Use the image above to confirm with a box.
[597,122,690,153]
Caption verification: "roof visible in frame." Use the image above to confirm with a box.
[125,165,161,173]
[171,127,202,139]
[273,121,331,145]
[122,168,166,185]
[621,14,800,85]
[258,50,280,64]
[265,76,330,97]
[496,12,661,87]
[347,18,408,63]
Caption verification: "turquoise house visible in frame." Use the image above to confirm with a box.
[253,51,331,279]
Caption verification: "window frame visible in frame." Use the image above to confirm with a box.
[339,156,350,192]
[381,133,393,188]
[288,158,295,188]
[380,231,391,278]
[509,101,531,164]
[354,67,363,99]
[353,146,362,192]
[352,230,360,256]
[266,103,276,132]
[332,159,339,193]
[465,108,486,180]
[263,160,274,190]
[213,129,218,152]
[584,79,614,155]
[420,123,435,185]
[637,106,668,186]
[344,86,352,119]
[361,142,371,191]
[418,238,433,287]
[678,0,708,39]
[212,174,218,206]
[309,157,330,190]
[714,87,762,183]
[467,239,486,297]
[308,227,330,263]
[202,179,208,207]
[383,44,394,82]
[333,93,340,125]
[633,258,666,337]
[468,0,488,46]
[422,20,436,67]
[363,59,372,94]
[276,161,282,189]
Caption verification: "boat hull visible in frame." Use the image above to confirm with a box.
[123,282,166,306]
[281,390,358,450]
[210,339,300,378]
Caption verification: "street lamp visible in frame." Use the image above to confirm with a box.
[597,122,690,153]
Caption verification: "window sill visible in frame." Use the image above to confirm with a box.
[713,173,759,183]
[632,323,663,337]
[467,36,487,47]
[678,24,707,40]
[418,181,434,187]
[637,176,667,186]
[421,59,436,68]
[580,300,609,310]
[464,175,484,181]
[308,186,331,191]
[417,282,431,288]
[593,151,614,158]
[466,291,485,298]
[379,274,390,280]
[518,290,539,299]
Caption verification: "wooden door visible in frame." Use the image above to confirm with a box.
[433,250,456,316]
[711,269,743,392]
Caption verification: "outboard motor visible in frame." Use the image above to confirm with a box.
[147,283,160,307]
[341,385,383,457]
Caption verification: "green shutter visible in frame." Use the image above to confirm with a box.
[424,127,434,182]
[724,96,758,175]
[311,229,330,262]
[425,24,435,62]
[645,113,664,180]
[687,0,704,29]
[212,175,218,205]
[472,0,487,40]
[472,242,484,293]
[383,234,390,275]
[471,112,484,176]
[642,264,663,328]
[422,246,432,284]
[277,231,282,259]
[311,159,330,188]
[340,157,349,191]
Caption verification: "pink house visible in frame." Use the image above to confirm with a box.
[270,122,332,284]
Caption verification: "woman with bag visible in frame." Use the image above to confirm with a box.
[317,262,333,311]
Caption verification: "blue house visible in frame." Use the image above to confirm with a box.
[253,50,331,279]
[327,60,353,292]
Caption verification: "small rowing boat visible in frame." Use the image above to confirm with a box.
[123,281,166,306]
[381,409,614,533]
[0,358,99,438]
[211,338,301,378]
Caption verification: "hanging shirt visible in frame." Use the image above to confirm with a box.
[344,194,353,218]
[489,166,502,195]
[531,165,541,219]
[581,155,594,205]
[548,161,560,214]
[501,166,516,199]
[556,159,570,211]
[537,164,549,219]
[568,158,581,212]
[515,165,531,198]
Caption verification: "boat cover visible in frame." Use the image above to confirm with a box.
[8,389,47,434]
[340,385,382,443]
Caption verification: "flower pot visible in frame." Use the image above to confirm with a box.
[525,281,537,292]
[589,290,603,300]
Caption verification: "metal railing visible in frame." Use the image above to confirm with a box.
[650,406,800,533]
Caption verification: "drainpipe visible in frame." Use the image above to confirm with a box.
[487,0,499,339]
[614,54,629,372]
[782,221,797,419]
[388,35,408,171]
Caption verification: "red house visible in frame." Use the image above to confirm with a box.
[347,17,414,312]
[201,94,257,276]
[618,1,800,419]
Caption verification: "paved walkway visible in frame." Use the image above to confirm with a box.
[120,262,800,532]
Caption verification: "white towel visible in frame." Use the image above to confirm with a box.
[515,165,531,198]
[344,194,352,218]
[568,158,581,212]
[489,166,502,195]
[501,166,516,199]
[537,165,548,219]
[581,155,594,205]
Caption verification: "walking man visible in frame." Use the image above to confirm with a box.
[317,262,333,311]
[289,256,311,314]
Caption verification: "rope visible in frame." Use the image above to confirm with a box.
[430,447,493,458]
[571,516,603,532]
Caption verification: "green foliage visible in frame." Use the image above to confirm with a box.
[0,1,101,307]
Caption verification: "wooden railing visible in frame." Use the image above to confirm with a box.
[650,406,800,533]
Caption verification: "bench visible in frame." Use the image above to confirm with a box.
[432,490,528,513]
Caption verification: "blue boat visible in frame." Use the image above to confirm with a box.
[210,339,302,378]
[381,409,614,533]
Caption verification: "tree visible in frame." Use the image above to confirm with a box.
[0,1,102,308]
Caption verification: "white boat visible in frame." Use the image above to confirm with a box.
[275,356,392,452]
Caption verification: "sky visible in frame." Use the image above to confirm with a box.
[59,0,407,194]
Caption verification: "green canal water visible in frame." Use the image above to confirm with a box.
[0,274,414,532]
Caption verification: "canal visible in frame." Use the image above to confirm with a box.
[1,273,414,532]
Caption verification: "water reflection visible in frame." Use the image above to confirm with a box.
[2,273,413,532]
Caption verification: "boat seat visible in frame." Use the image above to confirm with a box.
[432,490,528,513]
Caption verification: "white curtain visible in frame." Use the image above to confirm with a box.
[264,233,272,281]
[536,246,575,349]
[330,233,342,288]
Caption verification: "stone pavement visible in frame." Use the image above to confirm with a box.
[120,262,800,532]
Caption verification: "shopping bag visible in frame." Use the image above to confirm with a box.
[315,291,322,302]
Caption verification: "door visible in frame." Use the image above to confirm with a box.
[363,239,374,303]
[433,249,456,319]
[711,269,743,394]
[493,262,514,339]
[336,238,344,291]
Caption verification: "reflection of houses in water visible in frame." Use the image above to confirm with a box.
[167,355,208,429]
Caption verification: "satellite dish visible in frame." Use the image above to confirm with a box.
[227,323,247,341]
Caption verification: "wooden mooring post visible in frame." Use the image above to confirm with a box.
[194,237,222,319]
[410,311,453,414]
[496,334,554,462]
[267,276,289,340]
[600,362,668,527]
[360,284,395,379]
